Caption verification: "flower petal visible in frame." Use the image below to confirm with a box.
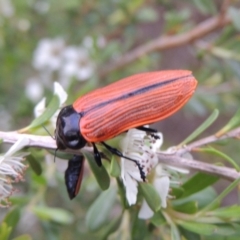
[34,97,46,118]
[153,176,170,208]
[54,82,67,105]
[138,199,154,219]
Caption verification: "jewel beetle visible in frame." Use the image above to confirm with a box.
[56,70,197,198]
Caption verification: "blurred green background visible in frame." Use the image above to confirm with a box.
[1,0,240,239]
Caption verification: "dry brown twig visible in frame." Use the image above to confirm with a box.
[0,128,240,181]
[100,3,231,77]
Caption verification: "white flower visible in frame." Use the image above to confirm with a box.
[60,46,94,81]
[33,38,65,71]
[121,128,162,205]
[138,163,189,219]
[0,137,30,206]
[34,82,67,127]
[0,0,14,18]
[25,78,44,102]
[120,128,190,219]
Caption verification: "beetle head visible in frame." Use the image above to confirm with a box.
[55,105,87,150]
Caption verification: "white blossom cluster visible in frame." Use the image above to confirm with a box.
[121,128,189,219]
[26,36,105,102]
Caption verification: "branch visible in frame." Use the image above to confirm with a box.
[157,153,240,181]
[100,14,231,77]
[178,127,240,155]
[1,129,239,181]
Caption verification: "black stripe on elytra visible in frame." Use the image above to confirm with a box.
[83,74,191,115]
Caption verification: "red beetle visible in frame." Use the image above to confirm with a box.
[56,70,197,198]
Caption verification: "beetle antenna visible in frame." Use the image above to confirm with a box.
[54,148,58,163]
[101,142,146,181]
[42,125,55,139]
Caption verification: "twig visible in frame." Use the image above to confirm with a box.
[157,153,240,181]
[0,129,239,181]
[100,14,231,77]
[178,127,240,155]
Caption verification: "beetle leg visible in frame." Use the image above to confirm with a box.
[92,143,102,167]
[136,126,161,140]
[136,126,157,133]
[101,142,146,181]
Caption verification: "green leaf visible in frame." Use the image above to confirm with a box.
[178,221,217,236]
[136,8,158,22]
[151,211,166,226]
[201,177,240,213]
[208,205,240,220]
[173,201,198,214]
[109,155,121,178]
[171,187,184,199]
[216,108,240,137]
[100,215,122,240]
[27,154,42,175]
[0,222,12,240]
[179,221,236,236]
[12,234,32,240]
[32,206,74,224]
[86,187,117,231]
[21,95,59,132]
[228,7,240,31]
[139,182,161,212]
[179,109,219,146]
[171,222,181,240]
[180,173,219,199]
[173,187,217,209]
[3,207,20,230]
[179,226,201,240]
[82,149,110,190]
[52,150,73,160]
[197,147,240,171]
[192,0,217,14]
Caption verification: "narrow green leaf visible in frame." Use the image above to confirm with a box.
[86,187,117,231]
[12,234,32,240]
[197,147,240,171]
[228,7,240,31]
[173,201,198,214]
[171,187,185,199]
[3,207,20,229]
[100,215,122,240]
[210,47,240,61]
[178,221,216,235]
[193,0,216,14]
[179,226,201,240]
[180,173,219,199]
[27,154,42,175]
[200,177,240,213]
[21,95,59,132]
[32,206,74,224]
[173,187,217,210]
[211,224,236,236]
[110,155,121,178]
[0,222,12,240]
[52,150,73,160]
[139,182,161,212]
[82,150,110,190]
[151,211,166,226]
[209,205,240,219]
[171,222,181,240]
[179,109,219,146]
[216,108,240,137]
